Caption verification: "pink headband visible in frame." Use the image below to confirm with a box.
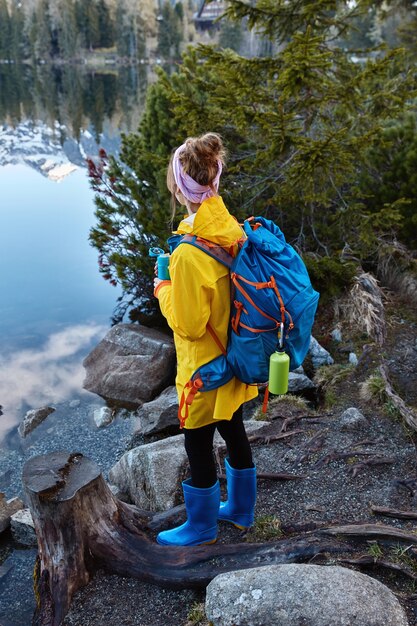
[172,143,222,204]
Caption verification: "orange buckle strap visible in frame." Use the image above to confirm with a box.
[178,377,204,428]
[262,384,270,414]
[232,300,246,334]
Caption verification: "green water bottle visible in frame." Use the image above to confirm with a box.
[269,323,290,395]
[269,351,290,395]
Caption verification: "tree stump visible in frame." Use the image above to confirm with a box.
[24,451,409,626]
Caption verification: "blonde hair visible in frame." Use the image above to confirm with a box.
[167,132,226,221]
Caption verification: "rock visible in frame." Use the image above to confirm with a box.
[349,352,358,366]
[134,386,179,436]
[331,326,343,342]
[0,494,24,533]
[83,323,176,405]
[205,564,408,626]
[109,435,188,511]
[288,372,316,393]
[10,509,37,546]
[308,336,334,369]
[340,407,367,431]
[93,406,114,428]
[18,406,55,438]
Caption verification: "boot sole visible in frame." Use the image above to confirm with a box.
[156,537,218,547]
[219,517,252,531]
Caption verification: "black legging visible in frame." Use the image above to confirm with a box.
[183,405,253,488]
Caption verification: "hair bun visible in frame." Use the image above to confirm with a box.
[180,132,226,186]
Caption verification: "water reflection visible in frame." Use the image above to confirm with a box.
[0,63,148,144]
[0,324,107,442]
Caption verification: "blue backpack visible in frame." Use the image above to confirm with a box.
[169,216,320,426]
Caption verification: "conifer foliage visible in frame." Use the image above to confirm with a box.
[88,0,416,320]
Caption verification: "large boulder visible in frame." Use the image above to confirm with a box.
[206,564,408,626]
[134,386,179,436]
[83,324,175,405]
[108,434,187,511]
[308,336,334,369]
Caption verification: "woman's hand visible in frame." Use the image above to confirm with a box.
[154,277,163,289]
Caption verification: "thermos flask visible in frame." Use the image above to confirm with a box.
[268,350,290,395]
[156,253,170,280]
[149,247,170,280]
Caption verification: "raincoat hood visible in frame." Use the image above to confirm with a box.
[175,196,244,247]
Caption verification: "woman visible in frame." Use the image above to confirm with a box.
[154,132,257,547]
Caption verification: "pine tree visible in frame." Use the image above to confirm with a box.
[0,0,11,60]
[158,0,183,58]
[97,0,114,48]
[33,0,52,60]
[56,0,79,58]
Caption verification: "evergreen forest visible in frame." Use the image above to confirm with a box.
[0,0,188,62]
[87,0,417,322]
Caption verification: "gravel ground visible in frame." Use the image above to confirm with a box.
[0,395,134,500]
[63,573,204,626]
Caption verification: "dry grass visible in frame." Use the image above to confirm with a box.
[334,272,386,346]
[314,364,354,389]
[377,241,417,306]
[184,602,210,626]
[360,374,387,405]
[254,394,311,421]
[246,515,283,542]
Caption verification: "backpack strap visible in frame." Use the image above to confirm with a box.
[179,234,235,269]
[178,234,235,357]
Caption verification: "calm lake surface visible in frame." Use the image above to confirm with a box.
[0,63,148,444]
[0,63,152,625]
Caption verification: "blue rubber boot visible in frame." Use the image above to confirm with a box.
[218,458,256,529]
[156,479,220,546]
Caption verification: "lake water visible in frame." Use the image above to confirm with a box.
[0,62,151,625]
[0,63,148,443]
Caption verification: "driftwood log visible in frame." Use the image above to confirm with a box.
[23,451,417,626]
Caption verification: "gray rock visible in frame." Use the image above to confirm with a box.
[205,564,408,626]
[134,386,179,436]
[10,509,37,546]
[340,407,367,431]
[93,406,114,428]
[288,372,316,393]
[83,323,176,405]
[18,406,55,437]
[0,493,24,533]
[349,352,358,366]
[331,326,343,342]
[309,336,334,368]
[108,435,188,511]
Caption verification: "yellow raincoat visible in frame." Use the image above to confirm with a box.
[155,195,258,429]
